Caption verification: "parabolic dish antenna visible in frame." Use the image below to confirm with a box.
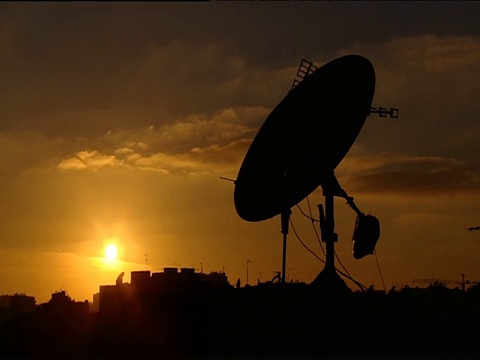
[234,55,375,222]
[231,54,399,287]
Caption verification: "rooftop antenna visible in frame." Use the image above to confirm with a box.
[116,272,125,286]
[234,55,398,291]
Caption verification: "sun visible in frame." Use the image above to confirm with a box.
[105,244,118,261]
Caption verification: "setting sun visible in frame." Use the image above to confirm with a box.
[105,244,118,261]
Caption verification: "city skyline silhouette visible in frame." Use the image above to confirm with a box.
[3,267,480,357]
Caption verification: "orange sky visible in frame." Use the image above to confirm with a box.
[1,3,480,304]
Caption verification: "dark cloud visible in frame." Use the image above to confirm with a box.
[2,2,480,137]
[336,34,480,164]
[339,153,480,196]
[347,168,479,196]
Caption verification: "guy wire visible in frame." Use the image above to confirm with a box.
[374,250,386,292]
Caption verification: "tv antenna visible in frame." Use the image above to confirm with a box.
[234,55,398,289]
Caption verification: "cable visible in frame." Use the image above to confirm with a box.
[289,218,367,292]
[374,250,386,292]
[296,203,319,223]
[297,198,325,256]
[306,196,314,219]
[289,218,325,265]
[310,219,326,256]
[335,252,352,279]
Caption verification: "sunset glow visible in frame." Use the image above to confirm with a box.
[105,244,118,261]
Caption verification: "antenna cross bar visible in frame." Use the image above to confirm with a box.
[369,106,399,118]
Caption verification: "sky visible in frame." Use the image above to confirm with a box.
[1,2,480,304]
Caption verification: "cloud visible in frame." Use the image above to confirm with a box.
[56,105,268,177]
[0,131,71,176]
[338,152,480,196]
[8,34,480,199]
[0,35,292,139]
[144,106,266,153]
[50,35,480,186]
[58,140,251,177]
[58,150,123,170]
[339,152,464,174]
[132,139,251,176]
[125,39,294,118]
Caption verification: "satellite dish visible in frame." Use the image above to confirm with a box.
[234,55,375,222]
[233,55,396,287]
[116,271,125,286]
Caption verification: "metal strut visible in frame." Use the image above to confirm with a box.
[323,173,364,217]
[280,209,292,283]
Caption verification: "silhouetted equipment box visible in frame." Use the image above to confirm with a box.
[352,214,380,259]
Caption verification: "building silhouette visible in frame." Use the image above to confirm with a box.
[99,267,231,316]
[37,290,90,317]
[0,294,35,315]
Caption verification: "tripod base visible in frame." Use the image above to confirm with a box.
[309,267,351,296]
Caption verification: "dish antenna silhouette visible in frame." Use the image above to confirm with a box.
[234,55,398,289]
